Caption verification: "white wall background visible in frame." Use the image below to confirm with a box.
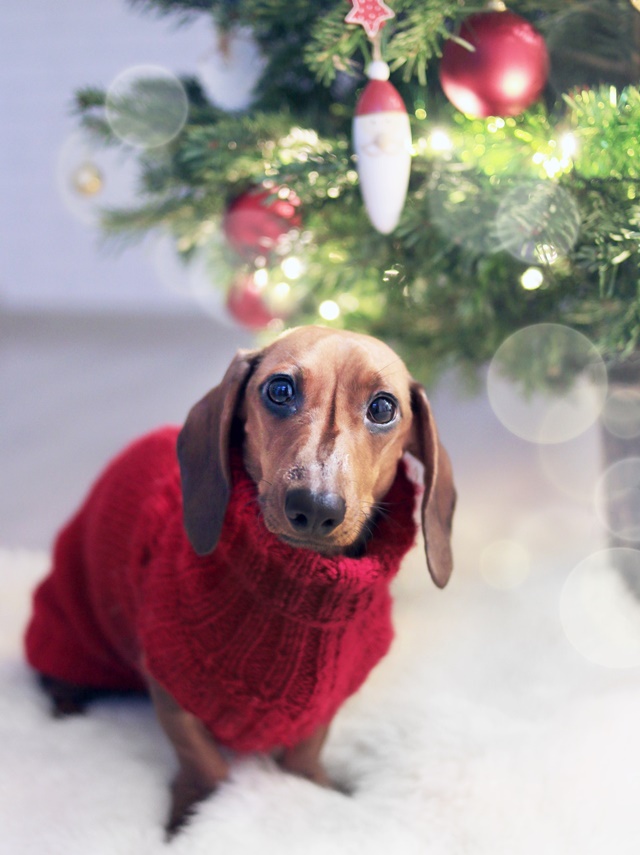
[1,0,227,311]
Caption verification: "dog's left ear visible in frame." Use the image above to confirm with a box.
[177,349,259,556]
[408,382,457,588]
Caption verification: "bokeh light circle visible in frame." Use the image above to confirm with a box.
[513,505,602,567]
[537,424,601,502]
[146,234,238,326]
[495,181,581,264]
[479,539,531,590]
[487,324,608,444]
[601,387,640,439]
[106,65,188,149]
[427,171,502,256]
[595,458,640,543]
[560,548,640,668]
[56,132,139,225]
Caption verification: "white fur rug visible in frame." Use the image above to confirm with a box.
[2,531,640,855]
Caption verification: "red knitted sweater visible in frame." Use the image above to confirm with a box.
[25,427,417,753]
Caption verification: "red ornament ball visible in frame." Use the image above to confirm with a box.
[223,188,301,256]
[439,9,549,118]
[226,275,277,330]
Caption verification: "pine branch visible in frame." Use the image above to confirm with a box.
[68,1,640,386]
[386,2,455,84]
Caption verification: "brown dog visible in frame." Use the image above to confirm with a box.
[27,325,455,834]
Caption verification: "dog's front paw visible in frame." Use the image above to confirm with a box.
[279,756,351,795]
[296,764,332,789]
[165,770,217,839]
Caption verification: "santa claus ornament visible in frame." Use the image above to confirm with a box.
[347,1,412,234]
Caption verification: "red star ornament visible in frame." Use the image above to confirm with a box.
[345,0,395,39]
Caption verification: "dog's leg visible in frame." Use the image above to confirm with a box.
[38,674,106,717]
[147,677,229,836]
[279,723,331,786]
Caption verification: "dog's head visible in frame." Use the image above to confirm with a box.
[177,326,456,587]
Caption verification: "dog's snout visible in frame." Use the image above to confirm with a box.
[284,488,346,537]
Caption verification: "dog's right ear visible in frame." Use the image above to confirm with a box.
[177,349,259,556]
[408,382,457,589]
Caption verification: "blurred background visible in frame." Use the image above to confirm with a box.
[1,2,252,546]
[0,0,606,555]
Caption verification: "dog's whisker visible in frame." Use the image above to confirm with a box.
[371,357,406,384]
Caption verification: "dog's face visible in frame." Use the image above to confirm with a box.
[178,325,456,586]
[240,326,415,554]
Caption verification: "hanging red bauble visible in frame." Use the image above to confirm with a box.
[439,5,549,118]
[225,274,278,330]
[223,188,301,256]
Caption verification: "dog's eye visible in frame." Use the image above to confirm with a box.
[266,376,295,406]
[367,395,398,425]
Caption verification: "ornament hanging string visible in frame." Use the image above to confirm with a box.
[344,0,393,69]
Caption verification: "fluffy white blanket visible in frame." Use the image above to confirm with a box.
[2,533,640,855]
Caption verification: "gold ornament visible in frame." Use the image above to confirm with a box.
[71,161,103,197]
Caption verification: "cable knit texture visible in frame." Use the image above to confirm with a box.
[25,427,418,753]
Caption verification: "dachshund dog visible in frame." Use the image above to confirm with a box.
[26,325,456,835]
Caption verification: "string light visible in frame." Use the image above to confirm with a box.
[272,282,291,300]
[532,133,576,177]
[487,118,506,133]
[542,156,563,178]
[281,256,304,279]
[429,129,453,153]
[253,269,269,288]
[560,132,578,159]
[319,300,340,320]
[521,267,544,290]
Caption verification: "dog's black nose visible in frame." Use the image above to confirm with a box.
[284,488,346,537]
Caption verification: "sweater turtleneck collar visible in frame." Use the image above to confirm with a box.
[192,449,419,627]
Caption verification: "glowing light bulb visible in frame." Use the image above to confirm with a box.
[253,269,268,288]
[281,256,304,279]
[319,300,340,321]
[560,133,578,159]
[542,157,562,178]
[272,282,291,300]
[521,267,544,290]
[429,129,453,153]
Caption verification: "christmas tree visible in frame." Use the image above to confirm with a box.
[73,0,640,387]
